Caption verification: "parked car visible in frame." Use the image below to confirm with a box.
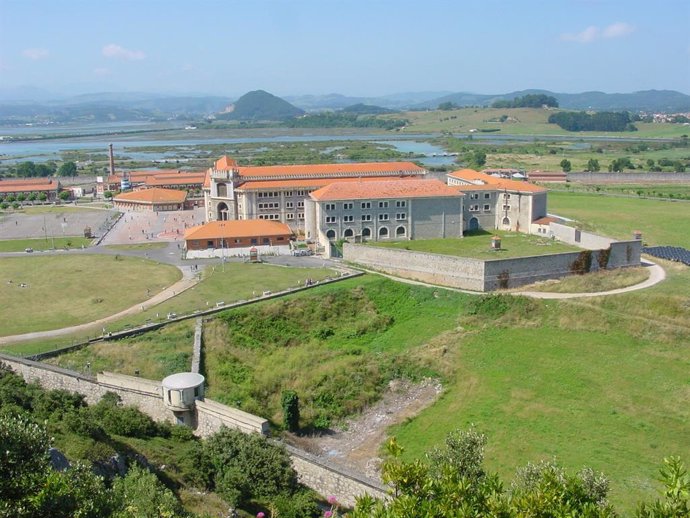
[25,248,33,253]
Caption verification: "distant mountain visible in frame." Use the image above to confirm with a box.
[416,89,690,113]
[340,103,395,115]
[285,91,452,111]
[216,90,304,121]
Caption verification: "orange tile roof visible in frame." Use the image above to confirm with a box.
[533,216,559,225]
[236,161,425,179]
[114,188,187,204]
[203,170,211,189]
[310,179,462,202]
[144,173,206,187]
[215,156,238,170]
[449,168,546,193]
[0,179,58,193]
[237,175,417,191]
[184,220,293,240]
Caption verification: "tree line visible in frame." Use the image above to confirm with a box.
[548,111,638,132]
[4,160,78,178]
[284,113,408,130]
[492,94,559,109]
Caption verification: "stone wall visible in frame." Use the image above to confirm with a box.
[285,445,388,508]
[568,172,690,184]
[344,243,485,291]
[550,222,618,249]
[195,398,269,437]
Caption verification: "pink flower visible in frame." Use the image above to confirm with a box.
[327,495,338,505]
[257,513,265,518]
[324,512,333,518]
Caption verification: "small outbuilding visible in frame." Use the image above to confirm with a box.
[184,219,294,258]
[161,372,205,426]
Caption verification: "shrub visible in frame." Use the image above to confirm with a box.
[281,390,300,432]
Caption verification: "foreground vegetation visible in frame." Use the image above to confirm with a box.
[0,236,92,252]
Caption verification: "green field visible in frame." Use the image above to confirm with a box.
[369,230,578,258]
[0,236,93,252]
[524,266,650,293]
[0,261,336,357]
[548,191,690,247]
[0,255,181,336]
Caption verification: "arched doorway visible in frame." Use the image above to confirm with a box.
[217,202,229,221]
[502,217,510,228]
[326,229,336,240]
[469,217,479,231]
[362,227,371,239]
[396,226,406,237]
[343,228,354,238]
[378,226,389,238]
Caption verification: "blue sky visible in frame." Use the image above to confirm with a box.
[1,0,688,97]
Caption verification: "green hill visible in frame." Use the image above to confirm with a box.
[218,90,304,121]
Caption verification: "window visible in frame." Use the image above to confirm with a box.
[362,227,371,238]
[344,215,354,222]
[361,201,371,209]
[297,201,304,208]
[343,202,353,210]
[325,203,336,211]
[503,205,511,211]
[471,193,479,200]
[258,202,279,210]
[396,200,406,208]
[378,201,389,208]
[285,201,294,209]
[259,214,280,220]
[483,204,491,211]
[378,213,389,221]
[286,213,295,220]
[470,204,479,212]
[285,191,293,197]
[344,228,354,238]
[361,214,372,222]
[326,216,336,224]
[379,226,389,238]
[396,226,406,237]
[297,190,307,196]
[484,193,491,199]
[326,229,336,240]
[396,213,407,220]
[503,193,511,200]
[251,238,257,244]
[263,238,270,244]
[298,212,304,220]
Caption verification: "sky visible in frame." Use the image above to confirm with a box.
[0,0,689,98]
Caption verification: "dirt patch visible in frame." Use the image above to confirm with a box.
[287,378,442,480]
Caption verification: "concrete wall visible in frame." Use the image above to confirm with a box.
[195,398,270,437]
[285,445,388,508]
[410,197,463,240]
[185,244,291,258]
[550,222,617,249]
[569,172,690,183]
[344,243,485,291]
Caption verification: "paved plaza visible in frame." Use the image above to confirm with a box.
[99,207,205,245]
[0,206,117,241]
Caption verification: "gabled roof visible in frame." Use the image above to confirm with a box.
[144,172,206,187]
[310,178,462,202]
[114,188,187,204]
[236,161,426,179]
[0,178,59,193]
[184,220,293,240]
[448,168,546,193]
[236,175,416,191]
[215,156,238,170]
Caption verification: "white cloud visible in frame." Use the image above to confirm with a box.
[22,48,49,60]
[561,22,635,43]
[602,22,635,39]
[561,26,599,43]
[93,67,111,77]
[102,44,145,60]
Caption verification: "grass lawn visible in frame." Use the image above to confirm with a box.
[548,192,690,248]
[105,242,168,251]
[0,236,92,252]
[0,255,181,336]
[521,266,650,293]
[369,230,579,259]
[1,261,337,357]
[390,262,690,512]
[46,320,196,380]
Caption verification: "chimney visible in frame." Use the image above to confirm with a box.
[108,144,115,176]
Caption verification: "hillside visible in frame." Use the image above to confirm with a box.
[216,90,304,121]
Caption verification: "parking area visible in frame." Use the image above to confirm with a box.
[0,207,117,241]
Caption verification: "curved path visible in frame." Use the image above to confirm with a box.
[354,259,666,299]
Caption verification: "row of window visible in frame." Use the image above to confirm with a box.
[258,213,305,220]
[258,201,304,210]
[469,193,492,200]
[324,200,407,211]
[257,190,308,198]
[326,213,407,224]
[325,225,407,240]
[469,204,492,212]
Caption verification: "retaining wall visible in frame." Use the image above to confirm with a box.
[568,172,690,184]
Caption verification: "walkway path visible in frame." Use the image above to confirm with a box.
[0,266,198,346]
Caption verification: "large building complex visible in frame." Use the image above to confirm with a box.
[0,178,61,201]
[202,156,427,232]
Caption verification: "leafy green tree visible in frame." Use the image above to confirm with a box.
[38,193,48,202]
[104,191,114,199]
[58,161,78,177]
[560,159,572,172]
[59,191,71,201]
[16,193,25,202]
[281,390,300,432]
[27,193,37,202]
[111,465,183,518]
[587,158,601,172]
[636,456,689,518]
[16,161,36,178]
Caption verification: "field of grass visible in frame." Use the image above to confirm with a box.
[370,229,578,258]
[389,262,690,511]
[522,266,650,293]
[0,262,337,357]
[552,183,690,200]
[0,236,92,252]
[46,320,196,379]
[391,107,690,139]
[0,255,181,336]
[548,191,690,248]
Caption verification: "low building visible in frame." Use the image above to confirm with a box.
[447,169,547,233]
[96,169,205,198]
[184,219,294,258]
[0,178,61,201]
[305,178,464,255]
[113,188,188,212]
